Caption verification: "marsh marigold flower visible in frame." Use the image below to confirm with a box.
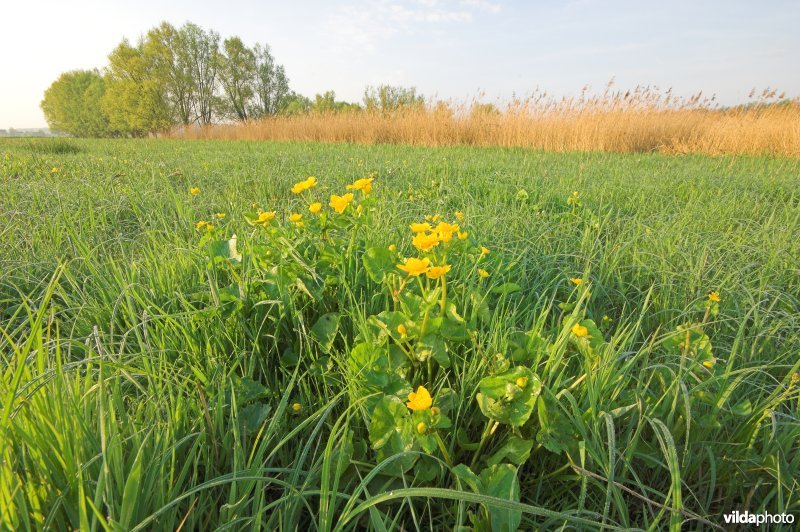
[190,187,200,196]
[289,213,302,222]
[407,386,432,411]
[516,377,528,388]
[346,177,374,194]
[426,264,451,279]
[256,211,276,226]
[572,323,589,338]
[570,278,583,286]
[567,191,580,206]
[410,222,432,233]
[412,231,440,252]
[435,222,459,243]
[478,268,489,278]
[458,231,468,241]
[397,324,407,335]
[309,202,322,213]
[708,291,721,302]
[480,246,490,257]
[329,193,354,214]
[292,402,302,412]
[291,176,318,194]
[416,422,427,434]
[397,257,431,277]
[389,244,396,252]
[455,211,464,222]
[215,213,226,219]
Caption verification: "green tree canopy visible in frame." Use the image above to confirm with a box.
[40,70,110,136]
[102,39,172,136]
[363,85,424,112]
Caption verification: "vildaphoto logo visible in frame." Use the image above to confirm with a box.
[722,510,795,527]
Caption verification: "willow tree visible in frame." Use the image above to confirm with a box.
[40,70,110,136]
[102,39,172,136]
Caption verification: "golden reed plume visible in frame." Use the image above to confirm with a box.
[172,85,800,157]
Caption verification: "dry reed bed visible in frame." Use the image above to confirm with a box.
[173,91,800,156]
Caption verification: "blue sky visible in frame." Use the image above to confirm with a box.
[2,0,798,128]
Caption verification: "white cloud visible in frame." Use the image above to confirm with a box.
[461,0,501,13]
[323,0,501,54]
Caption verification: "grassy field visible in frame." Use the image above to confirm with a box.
[1,138,798,530]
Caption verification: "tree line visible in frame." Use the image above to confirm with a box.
[41,21,424,137]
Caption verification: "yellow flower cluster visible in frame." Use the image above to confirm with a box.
[395,213,494,281]
[409,221,462,252]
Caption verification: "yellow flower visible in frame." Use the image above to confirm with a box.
[478,268,489,278]
[195,220,210,230]
[516,377,528,388]
[455,211,464,222]
[480,246,490,257]
[458,231,468,240]
[346,177,374,194]
[702,360,715,369]
[388,244,396,252]
[570,278,583,286]
[397,257,431,277]
[256,211,276,226]
[426,264,451,279]
[410,222,432,233]
[435,222,459,242]
[215,213,226,219]
[416,422,427,434]
[567,191,580,206]
[291,176,317,194]
[397,324,407,336]
[292,402,302,412]
[190,187,200,196]
[329,193,354,214]
[309,202,322,213]
[407,386,433,411]
[51,167,59,174]
[412,231,441,252]
[572,323,589,338]
[708,291,721,303]
[289,213,303,223]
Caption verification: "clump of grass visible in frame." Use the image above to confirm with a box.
[24,139,83,155]
[0,138,798,529]
[173,86,800,157]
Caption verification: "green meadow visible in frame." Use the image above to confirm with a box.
[1,138,798,530]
